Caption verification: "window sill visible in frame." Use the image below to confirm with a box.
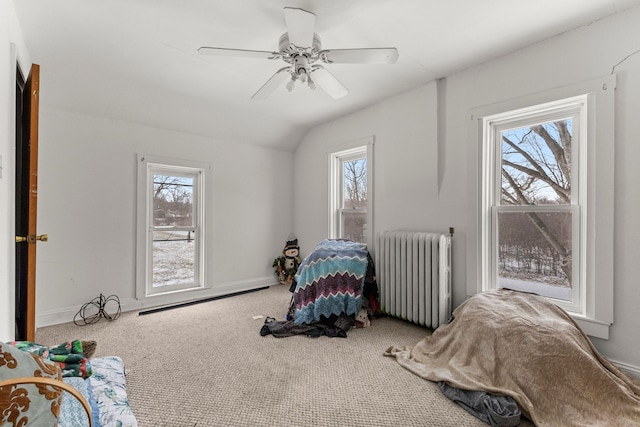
[571,315,610,340]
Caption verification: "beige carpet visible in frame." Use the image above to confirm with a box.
[36,285,533,427]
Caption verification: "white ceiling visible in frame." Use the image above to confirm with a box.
[15,0,640,151]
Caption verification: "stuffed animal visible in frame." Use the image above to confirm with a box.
[355,308,371,328]
[273,237,302,285]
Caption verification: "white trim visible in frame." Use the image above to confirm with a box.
[573,316,610,340]
[610,359,640,380]
[468,75,615,339]
[328,136,374,247]
[486,99,584,313]
[136,154,213,300]
[4,44,18,341]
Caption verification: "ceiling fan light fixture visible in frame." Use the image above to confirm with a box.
[308,76,316,91]
[293,55,310,83]
[286,77,296,92]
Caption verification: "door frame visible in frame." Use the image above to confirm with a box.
[14,63,40,341]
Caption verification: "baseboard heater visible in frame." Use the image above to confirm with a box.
[138,287,269,316]
[375,229,453,329]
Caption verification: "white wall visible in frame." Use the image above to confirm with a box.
[294,6,640,371]
[34,108,293,325]
[0,0,31,342]
[294,82,448,249]
[294,79,468,314]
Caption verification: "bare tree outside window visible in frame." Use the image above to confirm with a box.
[342,158,367,243]
[152,174,196,287]
[499,120,573,296]
[153,175,194,226]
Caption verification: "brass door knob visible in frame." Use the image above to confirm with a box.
[15,234,48,243]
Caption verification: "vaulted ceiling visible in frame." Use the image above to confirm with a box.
[15,0,640,151]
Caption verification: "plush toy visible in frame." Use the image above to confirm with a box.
[355,308,371,328]
[273,237,302,286]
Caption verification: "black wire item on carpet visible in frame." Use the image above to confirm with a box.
[74,293,121,326]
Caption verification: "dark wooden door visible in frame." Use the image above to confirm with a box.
[15,63,41,341]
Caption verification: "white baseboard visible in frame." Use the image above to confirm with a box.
[36,276,277,328]
[611,359,640,379]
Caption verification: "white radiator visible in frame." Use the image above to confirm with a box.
[375,230,453,329]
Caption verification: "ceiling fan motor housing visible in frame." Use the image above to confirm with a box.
[279,32,322,60]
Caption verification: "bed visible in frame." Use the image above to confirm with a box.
[384,289,640,426]
[56,356,137,427]
[292,239,376,325]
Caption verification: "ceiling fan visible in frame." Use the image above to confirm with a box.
[198,7,399,100]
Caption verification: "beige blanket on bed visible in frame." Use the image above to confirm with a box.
[384,289,640,426]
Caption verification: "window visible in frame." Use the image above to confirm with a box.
[329,138,374,246]
[136,155,210,298]
[486,101,582,312]
[471,75,615,338]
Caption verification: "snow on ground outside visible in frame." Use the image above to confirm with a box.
[152,240,195,287]
[499,277,571,301]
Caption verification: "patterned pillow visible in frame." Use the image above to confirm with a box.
[0,342,63,427]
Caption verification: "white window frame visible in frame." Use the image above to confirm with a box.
[328,137,374,247]
[469,75,615,339]
[136,154,211,299]
[487,100,584,313]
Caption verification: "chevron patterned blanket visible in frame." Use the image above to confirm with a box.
[293,239,369,325]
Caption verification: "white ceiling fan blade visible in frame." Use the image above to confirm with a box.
[311,66,348,99]
[251,67,290,100]
[283,7,316,47]
[321,48,399,64]
[198,47,277,59]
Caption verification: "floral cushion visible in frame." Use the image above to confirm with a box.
[89,356,137,427]
[0,342,63,426]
